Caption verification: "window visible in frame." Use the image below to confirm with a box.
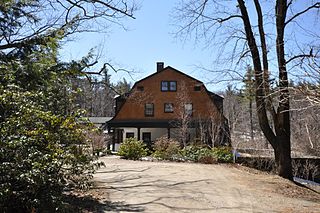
[194,85,201,91]
[145,103,154,116]
[161,81,177,91]
[137,86,144,91]
[164,103,174,113]
[184,103,193,116]
[169,81,177,91]
[126,132,134,138]
[161,81,169,91]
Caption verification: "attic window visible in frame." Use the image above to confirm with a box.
[137,86,144,91]
[161,81,177,91]
[194,86,201,91]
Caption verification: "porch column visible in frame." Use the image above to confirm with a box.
[167,128,171,138]
[112,129,116,151]
[107,127,112,150]
[137,127,141,140]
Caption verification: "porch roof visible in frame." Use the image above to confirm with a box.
[107,119,175,128]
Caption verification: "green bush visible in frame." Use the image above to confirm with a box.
[118,138,148,160]
[152,136,180,160]
[179,145,217,163]
[0,88,99,212]
[212,147,233,163]
[197,148,217,164]
[180,145,203,161]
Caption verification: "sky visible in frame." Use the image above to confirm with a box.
[60,1,220,91]
[59,1,320,92]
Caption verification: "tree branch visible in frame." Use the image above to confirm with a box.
[286,50,314,65]
[285,2,320,26]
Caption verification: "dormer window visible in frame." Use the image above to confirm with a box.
[161,81,177,91]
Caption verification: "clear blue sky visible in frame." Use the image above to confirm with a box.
[59,1,319,92]
[60,1,220,91]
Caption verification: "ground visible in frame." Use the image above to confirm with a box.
[74,156,320,213]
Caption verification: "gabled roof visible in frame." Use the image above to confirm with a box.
[107,65,223,125]
[131,66,203,89]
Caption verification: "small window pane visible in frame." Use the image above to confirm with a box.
[145,103,154,116]
[161,81,168,91]
[169,81,176,91]
[164,103,174,113]
[184,103,193,116]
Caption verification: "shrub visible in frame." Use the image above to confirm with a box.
[0,89,98,212]
[212,146,233,163]
[118,138,148,160]
[197,148,217,164]
[180,145,203,162]
[179,145,217,163]
[152,136,180,160]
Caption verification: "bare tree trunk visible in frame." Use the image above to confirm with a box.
[249,98,254,141]
[274,0,292,179]
[238,0,293,180]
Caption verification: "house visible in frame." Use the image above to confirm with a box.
[106,62,230,151]
[87,117,113,129]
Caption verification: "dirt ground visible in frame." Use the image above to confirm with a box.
[85,156,320,213]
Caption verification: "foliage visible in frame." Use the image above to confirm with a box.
[197,148,217,164]
[114,78,132,95]
[180,145,204,162]
[0,87,99,212]
[212,147,233,163]
[152,136,180,160]
[0,0,137,211]
[118,138,148,160]
[179,145,217,164]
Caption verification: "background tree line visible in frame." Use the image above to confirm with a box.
[223,66,320,157]
[72,73,132,117]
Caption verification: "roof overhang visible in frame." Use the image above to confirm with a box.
[106,119,214,128]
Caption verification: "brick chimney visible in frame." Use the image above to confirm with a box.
[156,62,164,72]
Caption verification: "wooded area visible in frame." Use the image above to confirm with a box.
[174,0,320,180]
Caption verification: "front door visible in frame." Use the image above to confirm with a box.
[142,132,152,149]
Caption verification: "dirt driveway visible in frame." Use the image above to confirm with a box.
[91,156,320,212]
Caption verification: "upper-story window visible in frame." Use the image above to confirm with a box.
[169,81,177,91]
[164,103,174,113]
[161,81,177,91]
[184,103,193,116]
[145,103,154,117]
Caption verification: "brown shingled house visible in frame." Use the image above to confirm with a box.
[107,62,230,151]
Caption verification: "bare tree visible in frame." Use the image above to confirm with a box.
[174,0,320,180]
[175,81,192,147]
[0,0,138,76]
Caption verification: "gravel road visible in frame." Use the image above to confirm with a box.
[91,156,320,213]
